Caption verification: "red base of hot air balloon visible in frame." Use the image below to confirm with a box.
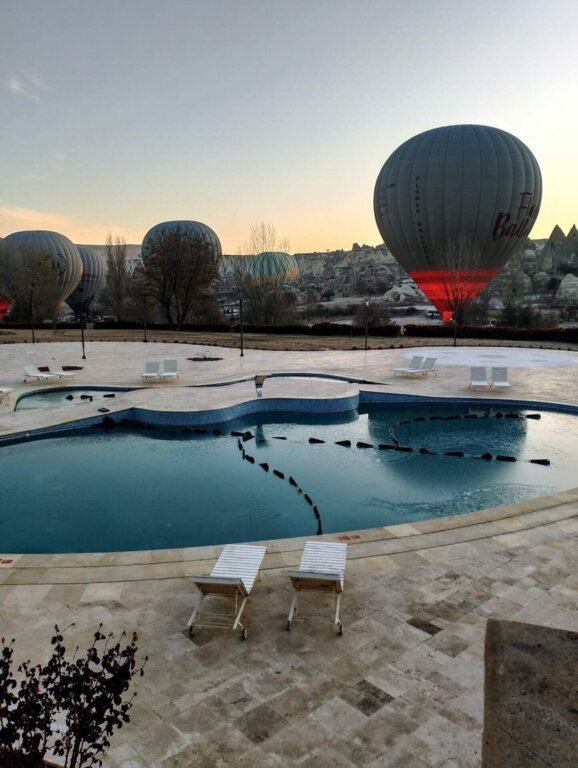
[409,269,498,321]
[0,296,10,319]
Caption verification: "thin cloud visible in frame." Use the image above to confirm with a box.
[5,69,47,101]
[0,206,141,244]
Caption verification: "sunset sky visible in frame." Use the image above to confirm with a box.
[2,0,577,253]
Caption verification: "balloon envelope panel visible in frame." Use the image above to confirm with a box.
[0,230,83,305]
[248,252,299,282]
[141,220,222,262]
[374,125,542,316]
[67,246,106,313]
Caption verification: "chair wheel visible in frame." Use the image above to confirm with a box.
[241,628,247,640]
[189,626,194,638]
[338,622,343,636]
[286,621,291,631]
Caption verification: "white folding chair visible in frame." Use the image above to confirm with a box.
[187,544,267,640]
[287,541,348,635]
[141,361,160,380]
[469,366,489,389]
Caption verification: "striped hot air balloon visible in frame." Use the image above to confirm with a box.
[248,252,299,283]
[0,230,83,316]
[141,220,222,264]
[67,246,106,315]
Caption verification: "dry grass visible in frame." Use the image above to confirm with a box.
[1,326,576,352]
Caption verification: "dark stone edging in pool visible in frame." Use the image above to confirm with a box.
[3,386,578,447]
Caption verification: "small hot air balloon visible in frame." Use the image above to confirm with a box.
[248,252,299,283]
[374,124,542,320]
[0,230,83,318]
[67,246,106,315]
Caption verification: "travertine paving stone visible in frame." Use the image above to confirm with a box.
[1,342,577,766]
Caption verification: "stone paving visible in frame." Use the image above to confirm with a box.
[1,341,577,767]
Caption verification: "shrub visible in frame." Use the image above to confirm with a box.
[0,625,146,768]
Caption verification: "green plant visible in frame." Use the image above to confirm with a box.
[0,625,146,768]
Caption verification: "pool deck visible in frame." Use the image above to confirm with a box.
[1,341,577,767]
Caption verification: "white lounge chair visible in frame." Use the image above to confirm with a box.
[392,355,424,376]
[187,543,267,640]
[23,365,59,382]
[492,367,511,389]
[418,357,437,376]
[469,366,490,389]
[159,359,179,380]
[141,361,160,380]
[48,365,78,379]
[287,541,348,635]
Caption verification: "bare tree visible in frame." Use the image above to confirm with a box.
[141,225,221,329]
[0,244,62,333]
[437,233,490,344]
[237,222,297,326]
[101,234,128,321]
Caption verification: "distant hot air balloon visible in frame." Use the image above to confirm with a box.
[248,252,299,283]
[374,124,542,320]
[141,220,222,264]
[67,246,106,315]
[0,230,83,318]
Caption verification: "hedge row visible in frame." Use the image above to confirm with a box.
[3,319,577,343]
[403,324,578,343]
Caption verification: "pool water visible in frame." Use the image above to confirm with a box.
[2,404,576,554]
[16,388,126,410]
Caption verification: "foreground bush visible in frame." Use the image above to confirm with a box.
[0,625,146,768]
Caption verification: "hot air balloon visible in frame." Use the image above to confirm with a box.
[141,220,222,264]
[67,246,106,315]
[0,230,83,319]
[141,220,222,327]
[248,252,299,283]
[374,125,542,320]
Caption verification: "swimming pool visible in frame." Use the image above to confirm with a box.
[2,402,576,554]
[15,387,130,410]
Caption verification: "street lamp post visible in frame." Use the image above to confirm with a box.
[239,297,244,357]
[364,298,370,351]
[143,296,148,343]
[80,310,86,360]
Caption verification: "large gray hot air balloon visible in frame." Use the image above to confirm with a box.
[141,220,222,263]
[0,230,83,317]
[374,125,542,319]
[67,246,106,315]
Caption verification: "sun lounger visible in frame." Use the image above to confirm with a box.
[392,355,424,376]
[187,543,267,640]
[23,365,59,382]
[417,357,437,376]
[394,356,437,377]
[469,366,490,389]
[287,541,348,634]
[48,365,78,379]
[141,361,160,380]
[159,359,179,380]
[491,367,511,389]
